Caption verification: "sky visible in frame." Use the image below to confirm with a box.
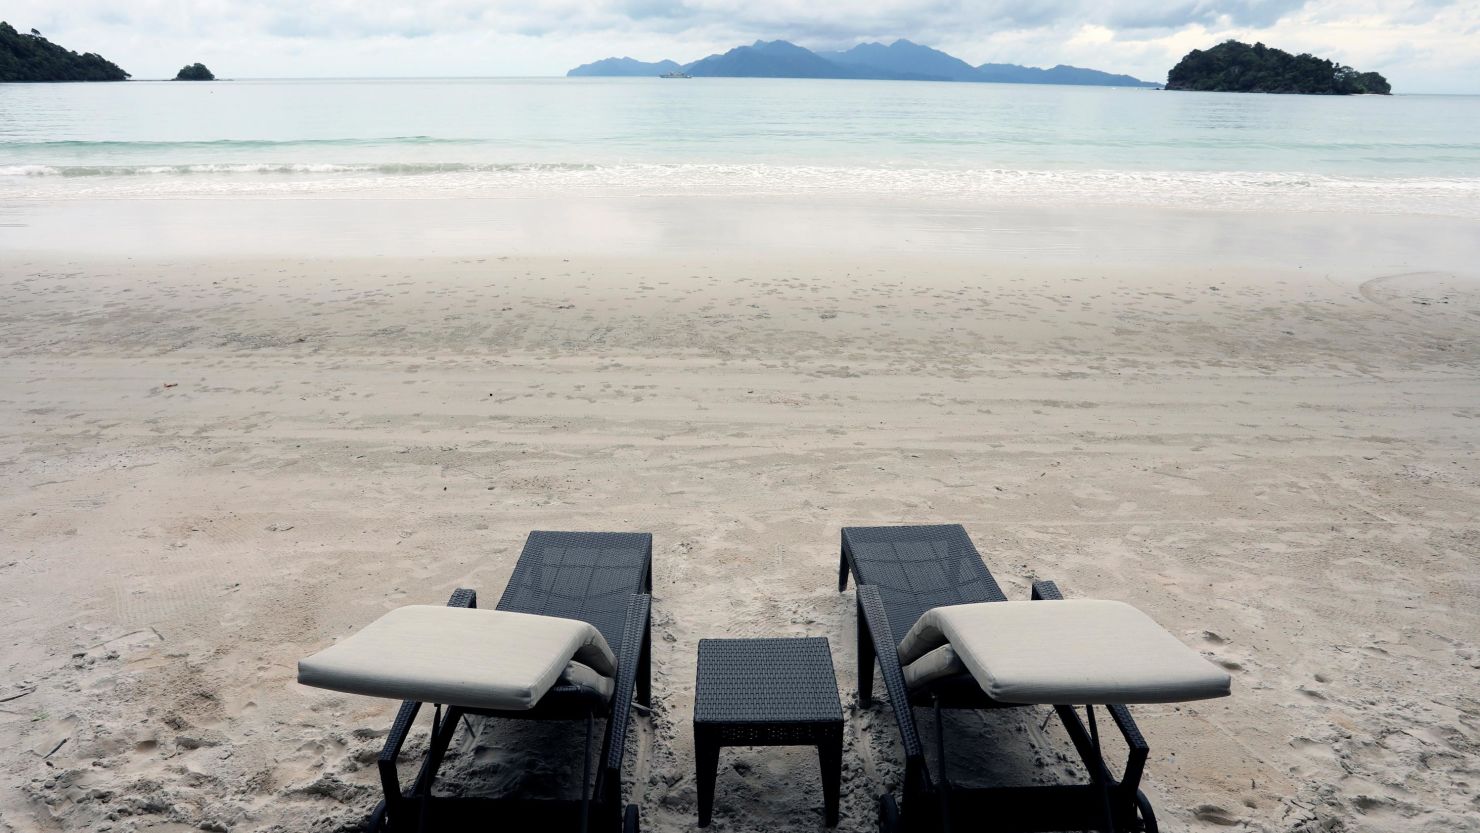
[7,0,1478,93]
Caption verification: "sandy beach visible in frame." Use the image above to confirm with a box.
[1,198,1478,833]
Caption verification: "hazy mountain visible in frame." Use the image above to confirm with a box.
[819,39,981,82]
[682,40,861,79]
[977,63,1157,87]
[567,56,681,77]
[567,39,1156,88]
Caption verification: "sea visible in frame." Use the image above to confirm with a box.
[2,77,1479,218]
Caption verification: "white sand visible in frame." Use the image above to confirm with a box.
[1,202,1478,832]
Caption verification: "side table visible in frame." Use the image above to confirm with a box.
[693,637,845,827]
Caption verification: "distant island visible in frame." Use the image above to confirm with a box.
[570,39,1156,88]
[1167,41,1390,95]
[0,21,129,81]
[175,63,215,81]
[571,56,683,77]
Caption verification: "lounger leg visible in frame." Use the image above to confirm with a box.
[394,703,462,832]
[856,596,875,706]
[580,710,595,833]
[818,727,843,827]
[638,618,652,708]
[932,697,952,833]
[418,704,441,833]
[900,757,927,831]
[376,700,420,831]
[1086,705,1116,833]
[372,701,460,832]
[695,728,720,827]
[1057,702,1148,830]
[1109,704,1150,814]
[838,546,850,591]
[411,704,459,796]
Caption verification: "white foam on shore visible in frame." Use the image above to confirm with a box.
[2,162,1477,218]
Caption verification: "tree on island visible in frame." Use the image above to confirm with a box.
[175,62,215,81]
[0,21,129,81]
[1167,41,1390,95]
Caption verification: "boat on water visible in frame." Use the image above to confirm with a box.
[659,71,692,79]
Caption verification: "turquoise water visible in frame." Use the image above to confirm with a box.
[2,78,1478,214]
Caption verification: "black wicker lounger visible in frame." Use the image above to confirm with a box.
[303,531,653,833]
[840,524,1172,833]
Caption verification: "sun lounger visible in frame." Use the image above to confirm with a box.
[841,524,1230,833]
[299,531,653,833]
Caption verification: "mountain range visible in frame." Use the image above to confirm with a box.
[569,39,1156,88]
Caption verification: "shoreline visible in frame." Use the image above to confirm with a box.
[4,198,1479,275]
[4,170,1478,221]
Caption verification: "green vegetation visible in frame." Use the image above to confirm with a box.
[174,62,215,81]
[1167,41,1390,95]
[0,21,129,82]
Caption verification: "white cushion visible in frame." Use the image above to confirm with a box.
[560,660,615,702]
[298,605,616,711]
[897,600,1231,705]
[902,643,966,690]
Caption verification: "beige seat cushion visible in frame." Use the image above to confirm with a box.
[898,600,1231,705]
[560,660,615,703]
[902,643,966,691]
[298,605,616,711]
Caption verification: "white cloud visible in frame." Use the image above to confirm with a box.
[4,0,1475,92]
[1067,25,1116,47]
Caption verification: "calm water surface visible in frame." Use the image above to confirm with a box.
[2,78,1478,215]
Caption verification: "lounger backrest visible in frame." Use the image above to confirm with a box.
[497,531,653,657]
[842,524,1006,638]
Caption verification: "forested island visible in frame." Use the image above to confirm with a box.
[0,21,129,81]
[175,63,215,81]
[1167,41,1390,95]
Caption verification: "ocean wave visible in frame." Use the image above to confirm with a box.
[0,161,583,176]
[2,161,1476,217]
[0,136,478,151]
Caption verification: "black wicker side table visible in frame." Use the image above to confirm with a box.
[693,637,844,827]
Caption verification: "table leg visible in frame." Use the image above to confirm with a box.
[695,730,720,827]
[819,728,843,827]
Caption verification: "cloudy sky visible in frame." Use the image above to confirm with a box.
[8,0,1478,93]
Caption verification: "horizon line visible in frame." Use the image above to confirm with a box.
[58,76,1476,95]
